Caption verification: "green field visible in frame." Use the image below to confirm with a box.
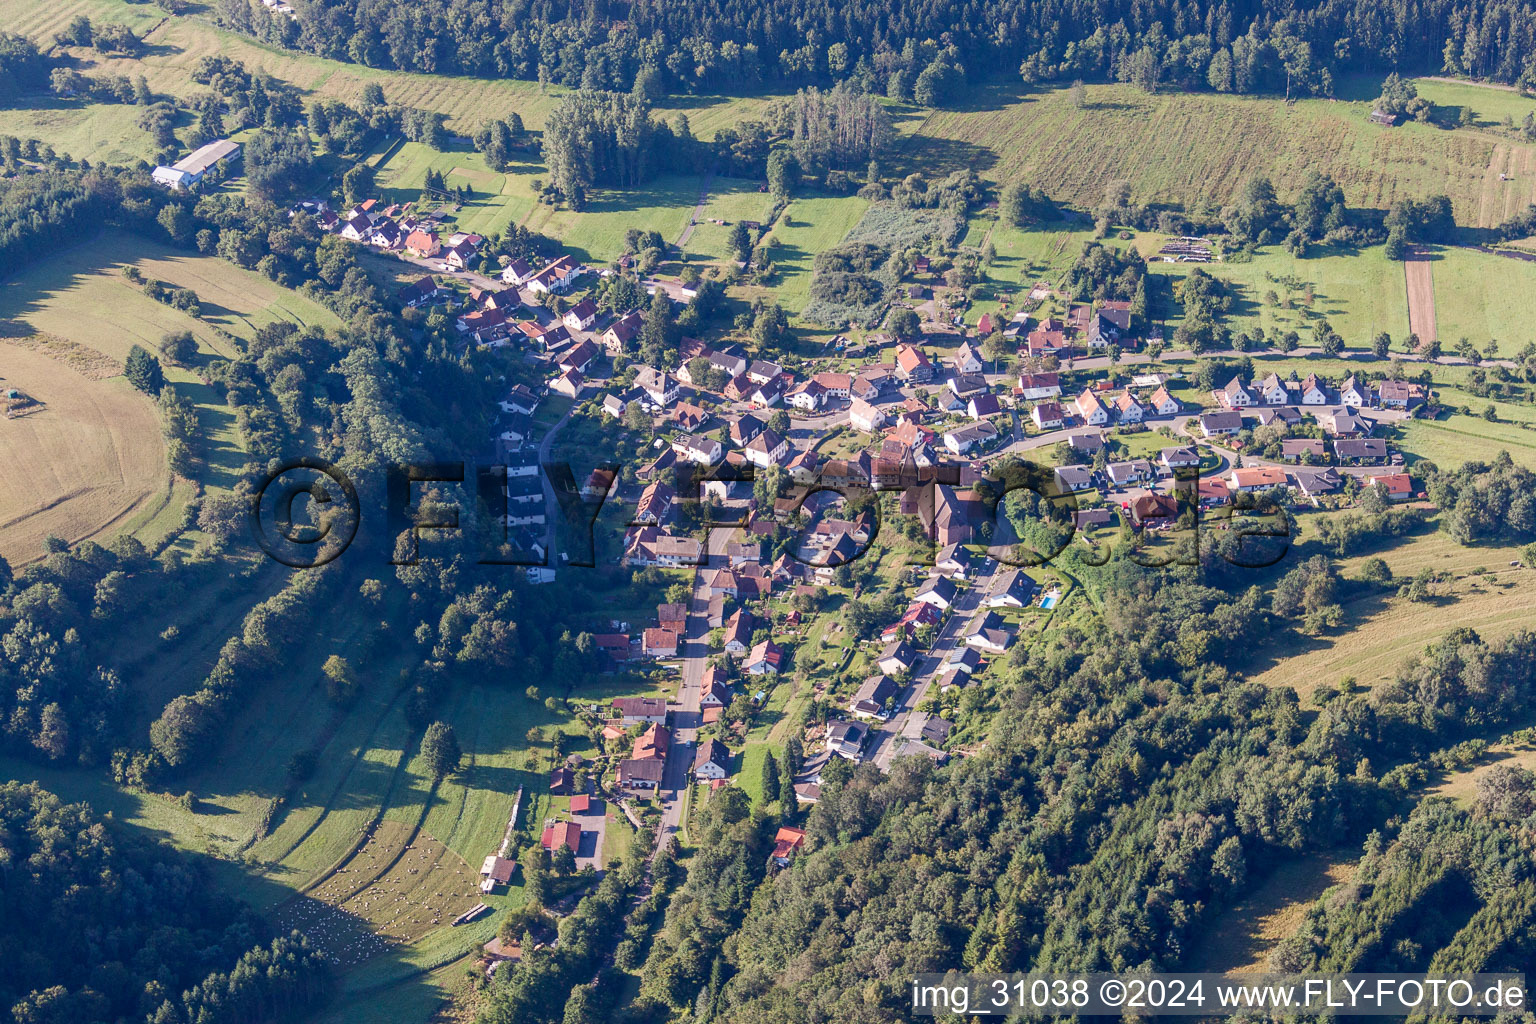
[1422,245,1536,345]
[681,178,779,262]
[752,193,871,314]
[1147,239,1412,347]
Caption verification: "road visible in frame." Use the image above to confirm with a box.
[868,558,1005,770]
[652,527,735,858]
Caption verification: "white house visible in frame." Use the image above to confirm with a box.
[953,341,984,374]
[562,299,599,332]
[1257,373,1289,406]
[849,398,887,432]
[1032,402,1065,430]
[1147,386,1180,416]
[1076,389,1110,426]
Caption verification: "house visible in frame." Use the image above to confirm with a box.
[772,826,807,865]
[1073,507,1115,530]
[743,428,790,468]
[634,366,678,407]
[826,720,868,760]
[1026,327,1068,355]
[745,639,784,675]
[518,320,570,349]
[877,639,917,676]
[788,380,827,411]
[501,258,535,285]
[1290,466,1343,497]
[642,627,679,658]
[1378,380,1425,409]
[968,393,1003,420]
[1054,465,1095,493]
[914,575,958,611]
[811,372,853,399]
[1198,476,1231,506]
[1032,402,1066,430]
[617,758,665,789]
[849,397,887,432]
[694,739,731,780]
[849,374,882,401]
[540,821,581,853]
[370,219,402,249]
[672,402,709,432]
[1299,374,1329,405]
[943,421,998,455]
[550,766,574,794]
[625,528,703,567]
[701,673,733,709]
[1340,376,1371,408]
[1105,459,1154,488]
[1160,446,1200,471]
[1076,388,1110,426]
[1147,386,1180,416]
[882,600,939,642]
[633,723,669,761]
[1113,393,1145,423]
[601,310,643,355]
[948,341,983,375]
[964,611,1013,654]
[722,609,754,654]
[1017,372,1063,400]
[562,299,599,332]
[1131,492,1181,528]
[1325,411,1372,438]
[557,340,598,374]
[1061,435,1101,461]
[945,646,982,676]
[444,238,480,270]
[1199,411,1243,437]
[850,674,900,719]
[748,359,783,385]
[1087,301,1132,348]
[403,232,444,261]
[633,481,675,525]
[1218,377,1255,409]
[1255,406,1303,427]
[673,433,722,465]
[935,544,973,579]
[1257,373,1289,406]
[396,276,440,308]
[1228,466,1289,492]
[550,368,584,398]
[1365,471,1413,500]
[1334,438,1390,464]
[894,344,932,382]
[920,715,953,746]
[949,373,988,400]
[1280,438,1327,462]
[339,213,373,241]
[527,255,588,294]
[479,855,516,892]
[989,570,1040,608]
[500,383,539,416]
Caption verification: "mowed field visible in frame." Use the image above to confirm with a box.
[1248,531,1536,696]
[901,80,1536,227]
[0,233,340,560]
[1188,847,1360,973]
[0,341,166,562]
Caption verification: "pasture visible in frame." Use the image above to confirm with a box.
[1147,240,1411,347]
[1246,556,1536,697]
[753,193,870,314]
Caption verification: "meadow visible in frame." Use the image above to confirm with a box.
[1246,532,1536,696]
[0,232,340,560]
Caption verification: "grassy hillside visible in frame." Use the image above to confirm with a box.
[899,80,1536,227]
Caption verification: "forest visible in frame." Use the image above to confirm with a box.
[207,0,1536,100]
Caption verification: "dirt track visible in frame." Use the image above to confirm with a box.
[1404,251,1437,342]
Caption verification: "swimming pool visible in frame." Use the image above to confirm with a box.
[1039,595,1059,610]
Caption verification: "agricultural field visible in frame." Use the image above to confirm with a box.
[0,97,163,167]
[1395,414,1536,468]
[899,79,1536,228]
[681,178,779,263]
